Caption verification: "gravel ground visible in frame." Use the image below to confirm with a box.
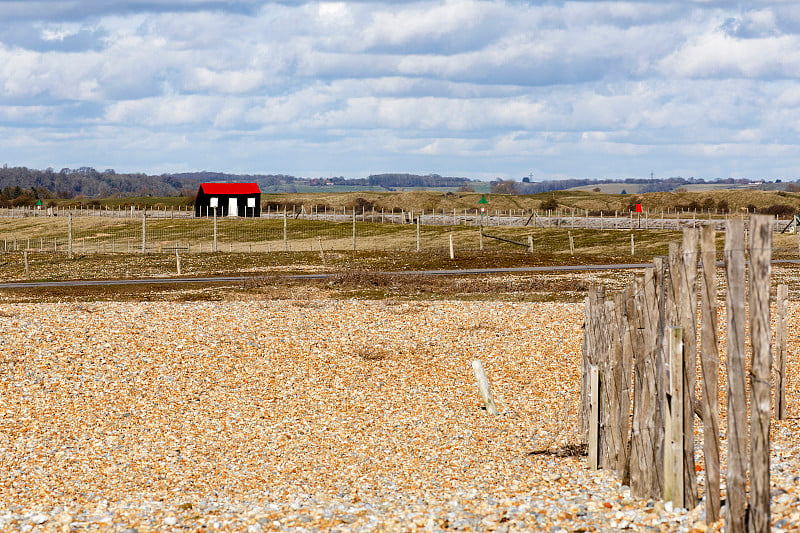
[0,300,798,532]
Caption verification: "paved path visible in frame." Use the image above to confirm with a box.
[1,260,799,290]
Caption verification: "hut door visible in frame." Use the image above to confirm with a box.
[228,197,238,217]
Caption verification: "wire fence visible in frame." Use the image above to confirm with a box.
[0,216,473,254]
[0,207,797,255]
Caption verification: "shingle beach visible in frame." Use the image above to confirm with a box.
[1,301,798,532]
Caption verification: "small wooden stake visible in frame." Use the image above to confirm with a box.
[776,284,788,420]
[749,215,772,533]
[416,215,420,251]
[725,219,747,533]
[588,364,600,470]
[449,233,454,259]
[699,224,721,522]
[663,326,684,507]
[318,237,326,264]
[471,359,498,415]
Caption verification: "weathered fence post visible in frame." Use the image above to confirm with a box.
[213,207,218,252]
[176,248,181,275]
[68,213,73,259]
[352,212,357,251]
[283,209,288,251]
[581,286,606,444]
[600,299,616,470]
[630,258,665,500]
[776,284,788,420]
[416,215,421,252]
[449,233,454,259]
[748,215,772,533]
[610,289,633,478]
[699,224,721,523]
[724,219,747,533]
[569,231,575,255]
[630,233,635,256]
[679,228,699,509]
[141,211,146,253]
[663,326,684,507]
[588,364,600,470]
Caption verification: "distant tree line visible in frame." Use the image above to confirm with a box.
[0,165,197,205]
[165,171,290,188]
[306,174,472,189]
[490,176,779,195]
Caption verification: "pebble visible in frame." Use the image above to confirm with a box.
[0,300,798,532]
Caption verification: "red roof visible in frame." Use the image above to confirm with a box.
[199,182,260,195]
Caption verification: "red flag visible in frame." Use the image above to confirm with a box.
[635,203,643,213]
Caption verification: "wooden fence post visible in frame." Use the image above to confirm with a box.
[569,231,575,255]
[600,299,616,470]
[663,326,684,507]
[141,211,146,253]
[680,228,699,509]
[748,215,772,533]
[416,215,421,252]
[68,213,73,259]
[612,288,633,479]
[449,233,454,259]
[580,296,590,442]
[724,219,747,533]
[699,224,721,523]
[581,286,605,443]
[588,364,600,470]
[776,284,788,420]
[283,210,288,251]
[629,259,665,500]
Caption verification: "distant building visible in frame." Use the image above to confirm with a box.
[194,183,261,217]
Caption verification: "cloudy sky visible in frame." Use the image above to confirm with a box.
[1,0,800,180]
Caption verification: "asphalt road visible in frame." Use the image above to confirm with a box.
[2,260,799,290]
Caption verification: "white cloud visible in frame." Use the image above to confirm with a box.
[185,67,265,94]
[659,30,800,79]
[1,1,800,179]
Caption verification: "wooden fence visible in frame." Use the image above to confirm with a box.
[580,216,788,532]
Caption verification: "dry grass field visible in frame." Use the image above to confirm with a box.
[37,187,800,215]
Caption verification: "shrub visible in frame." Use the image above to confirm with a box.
[540,197,558,211]
[760,204,795,216]
[352,197,375,210]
